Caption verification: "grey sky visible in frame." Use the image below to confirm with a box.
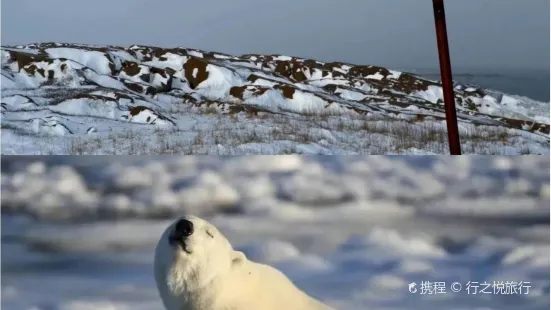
[2,0,549,70]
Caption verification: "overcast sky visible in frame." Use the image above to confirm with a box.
[2,0,549,70]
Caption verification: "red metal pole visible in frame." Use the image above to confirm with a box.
[432,0,462,155]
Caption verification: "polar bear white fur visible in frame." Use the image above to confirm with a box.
[154,215,335,310]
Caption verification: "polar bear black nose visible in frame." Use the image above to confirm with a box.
[174,219,194,237]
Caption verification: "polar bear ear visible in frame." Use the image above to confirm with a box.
[231,251,246,267]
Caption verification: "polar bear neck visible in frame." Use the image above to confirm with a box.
[165,262,233,310]
[167,261,224,294]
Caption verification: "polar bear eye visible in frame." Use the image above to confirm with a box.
[206,229,214,238]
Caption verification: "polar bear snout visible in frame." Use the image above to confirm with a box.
[174,218,194,237]
[168,218,194,251]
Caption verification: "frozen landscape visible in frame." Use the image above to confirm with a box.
[1,43,549,155]
[1,156,550,310]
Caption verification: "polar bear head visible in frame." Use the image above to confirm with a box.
[154,216,246,299]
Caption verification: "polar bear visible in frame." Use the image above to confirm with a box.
[154,215,335,310]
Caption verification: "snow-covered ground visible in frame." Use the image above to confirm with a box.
[1,43,549,155]
[1,156,549,310]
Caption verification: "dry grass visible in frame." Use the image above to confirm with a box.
[45,110,545,155]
